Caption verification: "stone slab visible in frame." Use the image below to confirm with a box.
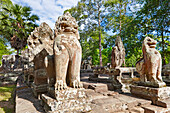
[16,75,45,113]
[88,77,113,83]
[130,85,170,107]
[128,106,144,113]
[81,69,93,73]
[142,104,170,113]
[130,85,170,99]
[31,83,48,98]
[136,81,166,88]
[88,83,108,93]
[41,88,91,112]
[155,98,170,108]
[31,83,48,92]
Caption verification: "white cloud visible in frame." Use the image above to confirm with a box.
[11,0,79,29]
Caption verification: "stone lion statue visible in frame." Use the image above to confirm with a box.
[45,12,83,90]
[136,37,165,86]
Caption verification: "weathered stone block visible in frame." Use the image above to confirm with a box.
[142,104,170,113]
[41,88,91,112]
[31,83,48,98]
[33,69,47,85]
[130,85,170,107]
[88,83,108,93]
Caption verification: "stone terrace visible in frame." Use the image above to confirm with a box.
[14,72,170,113]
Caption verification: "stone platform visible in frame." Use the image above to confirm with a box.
[16,75,45,113]
[41,88,91,112]
[15,72,170,113]
[130,85,170,107]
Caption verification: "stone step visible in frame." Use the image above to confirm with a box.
[156,98,170,108]
[83,82,108,92]
[142,104,170,113]
[88,77,113,83]
[128,106,144,113]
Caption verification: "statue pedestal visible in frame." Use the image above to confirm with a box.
[41,88,91,112]
[130,85,170,108]
[111,67,136,92]
[31,83,48,99]
[31,68,48,98]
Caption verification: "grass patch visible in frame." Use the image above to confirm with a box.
[0,107,13,113]
[0,85,15,113]
[0,85,15,101]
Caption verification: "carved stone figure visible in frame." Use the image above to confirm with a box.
[81,56,92,69]
[27,22,54,96]
[28,22,54,62]
[131,37,169,107]
[111,36,125,68]
[41,13,91,112]
[53,12,82,90]
[136,36,165,87]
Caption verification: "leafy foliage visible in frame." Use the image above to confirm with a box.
[0,38,13,65]
[65,0,169,66]
[0,0,39,55]
[0,0,169,66]
[134,0,170,65]
[65,0,109,66]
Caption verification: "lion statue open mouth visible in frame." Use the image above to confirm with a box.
[136,37,165,87]
[51,12,82,90]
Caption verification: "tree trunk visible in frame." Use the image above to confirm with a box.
[17,49,19,55]
[161,29,166,65]
[119,20,122,36]
[99,30,102,66]
[119,3,122,36]
[98,5,102,66]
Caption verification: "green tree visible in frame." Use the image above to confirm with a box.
[135,0,170,65]
[65,0,108,66]
[105,0,143,66]
[0,38,13,65]
[0,1,39,55]
[105,0,130,37]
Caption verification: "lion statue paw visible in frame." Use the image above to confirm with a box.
[55,80,67,90]
[70,80,83,88]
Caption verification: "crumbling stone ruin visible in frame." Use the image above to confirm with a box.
[0,55,28,72]
[111,36,125,68]
[81,56,92,70]
[162,60,170,84]
[27,22,54,97]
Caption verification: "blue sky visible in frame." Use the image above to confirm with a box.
[11,0,80,29]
